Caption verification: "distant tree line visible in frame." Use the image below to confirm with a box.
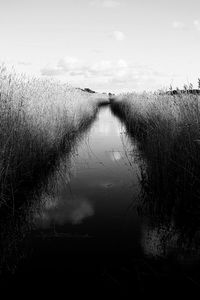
[163,79,200,95]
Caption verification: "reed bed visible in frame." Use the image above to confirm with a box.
[0,66,107,209]
[111,91,200,222]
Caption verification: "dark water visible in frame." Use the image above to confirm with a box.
[1,106,200,297]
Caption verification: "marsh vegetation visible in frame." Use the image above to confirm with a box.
[0,66,108,275]
[1,66,200,296]
[110,91,200,266]
[0,66,108,209]
[111,91,200,210]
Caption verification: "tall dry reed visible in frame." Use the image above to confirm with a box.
[0,65,107,208]
[111,91,200,221]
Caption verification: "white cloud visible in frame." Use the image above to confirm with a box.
[172,20,200,31]
[35,196,94,227]
[117,59,128,68]
[193,19,200,31]
[172,21,185,29]
[41,57,128,78]
[110,151,122,161]
[41,57,168,92]
[113,30,125,41]
[90,0,120,8]
[57,56,84,70]
[91,60,112,73]
[41,56,86,76]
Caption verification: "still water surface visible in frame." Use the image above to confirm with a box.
[2,106,200,296]
[34,106,140,234]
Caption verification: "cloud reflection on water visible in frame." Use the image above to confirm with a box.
[35,194,94,228]
[110,151,122,161]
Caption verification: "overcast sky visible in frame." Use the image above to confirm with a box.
[1,0,200,93]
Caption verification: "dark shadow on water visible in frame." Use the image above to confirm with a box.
[110,100,200,293]
[0,111,98,276]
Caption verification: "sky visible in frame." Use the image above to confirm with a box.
[1,0,200,93]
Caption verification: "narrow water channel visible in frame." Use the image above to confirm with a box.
[3,106,143,296]
[34,106,141,236]
[2,105,200,296]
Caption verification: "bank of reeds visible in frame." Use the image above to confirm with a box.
[111,91,200,223]
[0,66,107,209]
